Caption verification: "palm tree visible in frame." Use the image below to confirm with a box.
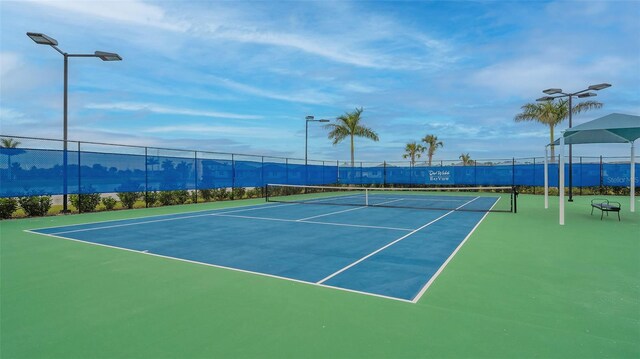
[514,99,602,161]
[422,134,443,166]
[459,153,474,166]
[325,107,379,167]
[403,142,425,166]
[0,138,24,180]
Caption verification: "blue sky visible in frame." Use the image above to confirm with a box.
[1,0,639,163]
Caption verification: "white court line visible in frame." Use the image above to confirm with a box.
[296,198,404,221]
[45,203,297,235]
[27,200,286,232]
[411,197,500,303]
[316,196,481,284]
[210,213,412,231]
[23,229,413,303]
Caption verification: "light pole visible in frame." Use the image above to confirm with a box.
[537,83,610,202]
[305,115,330,184]
[27,32,122,213]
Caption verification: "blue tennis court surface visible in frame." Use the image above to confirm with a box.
[28,198,497,302]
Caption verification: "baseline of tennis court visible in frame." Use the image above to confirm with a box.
[27,196,497,302]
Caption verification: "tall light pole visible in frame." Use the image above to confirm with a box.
[305,115,330,184]
[27,32,122,213]
[537,83,610,202]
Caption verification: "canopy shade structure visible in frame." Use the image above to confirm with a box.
[545,113,640,225]
[552,113,640,145]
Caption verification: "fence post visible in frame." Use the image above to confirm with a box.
[383,161,387,187]
[599,155,603,195]
[512,158,515,187]
[336,160,339,184]
[322,161,325,185]
[579,156,582,196]
[533,157,536,195]
[474,159,477,187]
[194,151,198,203]
[77,142,81,213]
[231,154,235,200]
[261,156,265,197]
[360,162,363,186]
[145,147,148,208]
[285,158,289,185]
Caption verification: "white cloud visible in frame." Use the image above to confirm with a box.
[213,77,339,105]
[85,102,262,120]
[144,124,295,140]
[27,0,189,32]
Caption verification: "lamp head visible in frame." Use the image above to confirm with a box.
[577,92,597,98]
[588,83,611,91]
[536,96,556,102]
[95,51,122,61]
[543,88,562,95]
[319,119,330,122]
[305,115,314,120]
[26,32,58,46]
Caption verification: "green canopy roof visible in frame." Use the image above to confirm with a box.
[552,113,640,145]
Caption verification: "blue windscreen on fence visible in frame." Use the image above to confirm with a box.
[0,147,638,197]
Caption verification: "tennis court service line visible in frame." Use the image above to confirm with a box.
[209,213,413,231]
[296,198,404,221]
[316,196,481,284]
[44,203,297,235]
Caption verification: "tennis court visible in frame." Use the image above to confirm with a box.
[27,185,515,302]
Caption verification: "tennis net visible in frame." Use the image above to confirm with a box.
[265,184,517,213]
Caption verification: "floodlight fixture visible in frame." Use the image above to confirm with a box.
[26,32,58,46]
[305,115,315,120]
[26,32,121,213]
[318,119,330,122]
[543,88,563,95]
[537,82,611,203]
[588,83,611,91]
[95,51,122,61]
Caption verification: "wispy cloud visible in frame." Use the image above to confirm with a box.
[27,0,189,32]
[212,77,339,105]
[144,124,295,140]
[85,102,262,120]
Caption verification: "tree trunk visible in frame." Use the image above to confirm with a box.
[350,135,354,167]
[428,153,432,167]
[549,124,556,163]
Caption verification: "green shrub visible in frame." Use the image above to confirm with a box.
[246,187,263,198]
[18,195,52,217]
[0,197,18,219]
[117,192,140,209]
[232,187,246,199]
[158,191,175,206]
[200,189,213,202]
[101,197,117,210]
[145,191,159,207]
[213,188,229,201]
[69,193,101,212]
[174,190,189,205]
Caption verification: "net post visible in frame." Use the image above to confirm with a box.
[365,188,368,206]
[513,186,518,213]
[265,184,269,202]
